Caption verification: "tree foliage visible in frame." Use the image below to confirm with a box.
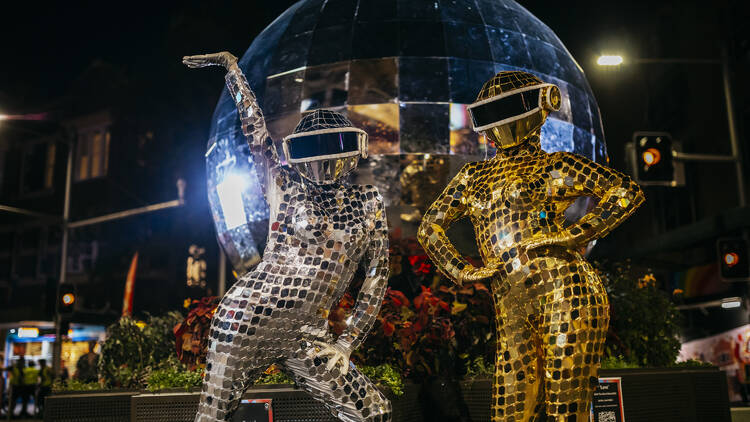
[595,260,682,367]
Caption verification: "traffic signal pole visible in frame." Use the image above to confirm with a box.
[721,47,746,208]
[51,140,73,378]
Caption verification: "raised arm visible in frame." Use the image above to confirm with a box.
[418,164,496,285]
[529,152,644,249]
[183,52,279,197]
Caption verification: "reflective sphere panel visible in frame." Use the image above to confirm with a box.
[207,0,607,269]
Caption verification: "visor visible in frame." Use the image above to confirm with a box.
[283,127,367,163]
[468,84,554,132]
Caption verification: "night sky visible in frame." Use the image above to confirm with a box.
[1,0,748,262]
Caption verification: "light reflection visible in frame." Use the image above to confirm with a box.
[217,172,249,230]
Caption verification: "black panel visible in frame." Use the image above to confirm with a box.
[444,22,492,61]
[448,58,495,104]
[307,24,354,66]
[485,26,533,70]
[527,38,563,79]
[399,103,450,154]
[399,21,445,57]
[397,0,441,21]
[568,85,592,129]
[555,47,586,89]
[474,0,521,32]
[352,21,399,59]
[441,0,484,24]
[399,57,449,102]
[284,0,325,35]
[356,0,397,22]
[573,127,593,158]
[268,31,313,75]
[348,58,399,104]
[317,0,358,29]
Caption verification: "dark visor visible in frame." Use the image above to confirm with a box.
[287,131,360,159]
[470,88,541,129]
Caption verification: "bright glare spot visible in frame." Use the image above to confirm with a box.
[724,252,739,268]
[62,293,75,306]
[18,327,39,338]
[722,297,742,309]
[217,172,249,230]
[0,115,7,120]
[642,148,661,166]
[597,55,624,66]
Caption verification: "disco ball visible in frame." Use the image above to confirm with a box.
[206,0,607,271]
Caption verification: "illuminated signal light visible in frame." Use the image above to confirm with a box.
[718,238,749,281]
[62,293,75,306]
[629,132,675,186]
[724,252,739,268]
[642,148,661,166]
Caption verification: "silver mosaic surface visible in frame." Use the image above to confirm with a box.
[194,58,391,422]
[206,0,607,270]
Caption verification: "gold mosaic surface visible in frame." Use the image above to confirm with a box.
[418,131,643,421]
[476,72,544,100]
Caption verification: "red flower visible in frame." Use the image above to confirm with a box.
[382,321,396,337]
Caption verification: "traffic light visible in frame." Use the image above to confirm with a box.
[627,132,679,186]
[59,284,76,314]
[718,238,749,281]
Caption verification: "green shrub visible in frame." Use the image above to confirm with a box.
[595,260,682,367]
[99,312,184,388]
[600,355,639,369]
[463,356,493,379]
[359,364,404,396]
[146,364,204,392]
[52,378,101,392]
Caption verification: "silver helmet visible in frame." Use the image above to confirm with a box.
[282,109,368,184]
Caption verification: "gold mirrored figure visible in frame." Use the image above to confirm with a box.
[418,71,644,422]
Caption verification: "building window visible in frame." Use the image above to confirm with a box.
[21,141,56,194]
[75,128,110,181]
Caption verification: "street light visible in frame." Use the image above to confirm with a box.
[597,55,624,66]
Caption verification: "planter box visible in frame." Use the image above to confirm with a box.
[459,368,731,422]
[598,367,731,422]
[131,384,422,422]
[46,383,422,422]
[44,390,137,422]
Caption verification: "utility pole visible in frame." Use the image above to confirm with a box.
[51,140,73,378]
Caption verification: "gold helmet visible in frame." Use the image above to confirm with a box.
[468,71,561,149]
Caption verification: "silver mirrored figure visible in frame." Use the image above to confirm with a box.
[184,52,391,422]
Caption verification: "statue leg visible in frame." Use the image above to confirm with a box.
[491,288,546,422]
[540,263,610,422]
[281,344,392,422]
[195,325,278,422]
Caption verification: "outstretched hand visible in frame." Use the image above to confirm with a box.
[309,341,352,375]
[182,51,238,70]
[457,261,500,285]
[517,231,576,252]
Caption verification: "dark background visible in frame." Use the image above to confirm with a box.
[0,0,748,335]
